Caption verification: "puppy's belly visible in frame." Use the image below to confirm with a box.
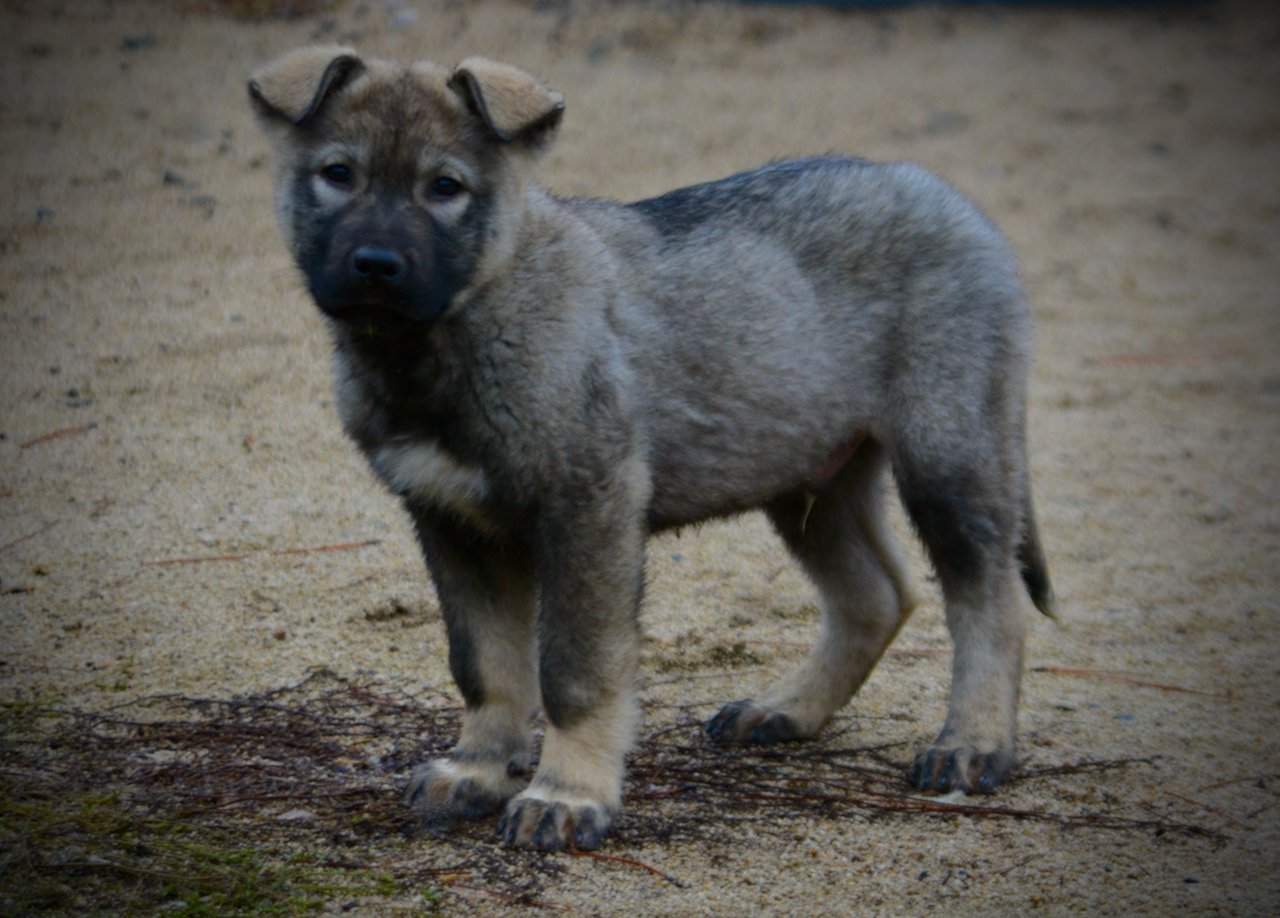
[645,425,868,529]
[371,438,490,520]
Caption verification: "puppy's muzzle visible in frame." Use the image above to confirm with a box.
[322,243,446,326]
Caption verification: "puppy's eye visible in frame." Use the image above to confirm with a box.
[430,176,463,199]
[320,164,354,187]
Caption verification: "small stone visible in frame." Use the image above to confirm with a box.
[121,35,157,52]
[186,194,217,219]
[277,808,317,823]
[923,111,971,136]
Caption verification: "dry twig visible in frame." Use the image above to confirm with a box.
[0,520,58,555]
[19,422,98,449]
[1032,665,1222,697]
[571,849,685,887]
[145,538,381,566]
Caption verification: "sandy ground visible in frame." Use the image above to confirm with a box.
[2,0,1278,914]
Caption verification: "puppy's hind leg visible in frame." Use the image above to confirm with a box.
[403,510,539,831]
[895,450,1028,794]
[707,438,918,745]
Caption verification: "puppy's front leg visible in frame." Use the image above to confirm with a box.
[403,510,539,831]
[499,460,648,852]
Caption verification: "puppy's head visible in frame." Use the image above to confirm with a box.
[249,47,563,328]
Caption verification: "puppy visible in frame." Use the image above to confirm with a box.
[249,47,1052,851]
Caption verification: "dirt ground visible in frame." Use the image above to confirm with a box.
[2,0,1278,914]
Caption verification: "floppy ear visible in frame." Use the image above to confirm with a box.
[448,57,564,145]
[248,45,364,127]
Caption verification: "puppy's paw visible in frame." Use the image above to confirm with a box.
[705,699,804,745]
[405,757,528,831]
[497,790,615,852]
[910,743,1014,794]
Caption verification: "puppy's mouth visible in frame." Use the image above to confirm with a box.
[317,290,442,327]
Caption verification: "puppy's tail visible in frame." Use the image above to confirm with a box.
[1018,488,1055,619]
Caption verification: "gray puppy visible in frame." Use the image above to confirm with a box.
[249,47,1053,852]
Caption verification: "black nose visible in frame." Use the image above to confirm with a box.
[351,246,406,284]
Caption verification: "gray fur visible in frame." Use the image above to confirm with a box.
[249,47,1053,852]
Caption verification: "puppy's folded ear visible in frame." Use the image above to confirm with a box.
[448,58,564,145]
[249,46,364,126]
